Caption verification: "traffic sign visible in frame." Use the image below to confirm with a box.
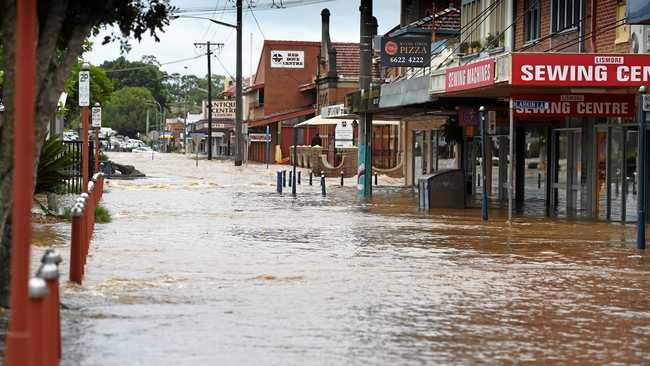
[91,106,102,128]
[78,70,90,107]
[643,95,650,112]
[148,130,160,141]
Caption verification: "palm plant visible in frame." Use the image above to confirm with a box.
[36,135,75,194]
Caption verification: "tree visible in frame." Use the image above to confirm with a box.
[0,0,174,307]
[101,55,168,109]
[103,86,157,137]
[63,61,114,129]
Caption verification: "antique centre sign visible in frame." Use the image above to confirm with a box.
[270,50,305,68]
[445,58,495,92]
[512,54,650,87]
[380,32,431,68]
[203,100,236,120]
[513,94,636,118]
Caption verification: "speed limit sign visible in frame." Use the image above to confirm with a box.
[91,105,102,128]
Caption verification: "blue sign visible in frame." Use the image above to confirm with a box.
[514,100,550,110]
[628,0,650,25]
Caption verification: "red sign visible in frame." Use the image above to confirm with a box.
[445,58,495,92]
[512,53,650,87]
[513,94,636,118]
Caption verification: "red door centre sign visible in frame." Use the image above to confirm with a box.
[445,58,495,92]
[513,94,636,118]
[512,53,650,87]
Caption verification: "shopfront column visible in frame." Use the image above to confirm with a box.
[515,127,526,203]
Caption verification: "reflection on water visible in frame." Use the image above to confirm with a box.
[46,153,650,364]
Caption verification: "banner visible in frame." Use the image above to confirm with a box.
[270,50,305,68]
[445,58,495,92]
[381,32,431,67]
[512,54,650,87]
[513,94,636,118]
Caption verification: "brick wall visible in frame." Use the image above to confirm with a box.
[514,0,629,54]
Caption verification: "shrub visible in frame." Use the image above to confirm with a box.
[36,136,74,194]
[95,205,112,224]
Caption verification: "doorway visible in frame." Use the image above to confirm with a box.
[551,129,584,217]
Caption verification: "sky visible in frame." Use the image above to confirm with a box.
[85,0,401,78]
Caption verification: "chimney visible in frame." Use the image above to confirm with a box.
[321,9,332,64]
[327,48,337,78]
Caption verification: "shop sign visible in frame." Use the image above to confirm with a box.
[249,133,271,142]
[204,100,236,119]
[445,58,495,92]
[335,120,354,148]
[321,104,347,118]
[270,50,304,68]
[512,54,650,87]
[513,94,636,118]
[380,32,431,68]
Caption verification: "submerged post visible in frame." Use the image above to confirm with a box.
[321,173,326,196]
[276,170,282,194]
[637,86,647,250]
[480,106,488,222]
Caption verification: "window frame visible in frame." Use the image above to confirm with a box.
[523,0,541,43]
[551,0,581,34]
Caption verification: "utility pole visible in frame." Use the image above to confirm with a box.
[194,41,224,160]
[357,0,376,198]
[235,0,244,166]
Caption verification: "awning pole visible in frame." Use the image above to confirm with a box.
[508,98,514,224]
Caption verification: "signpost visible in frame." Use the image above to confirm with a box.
[265,125,270,168]
[191,133,204,167]
[335,121,354,148]
[79,63,90,192]
[91,103,101,173]
[148,130,160,160]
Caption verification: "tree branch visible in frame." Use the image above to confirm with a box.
[35,0,69,89]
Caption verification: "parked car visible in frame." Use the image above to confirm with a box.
[132,146,153,153]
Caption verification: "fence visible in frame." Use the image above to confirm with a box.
[61,140,94,194]
[69,173,104,284]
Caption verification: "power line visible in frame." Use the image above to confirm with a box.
[104,54,206,73]
[214,53,236,80]
[550,18,628,53]
[247,0,267,40]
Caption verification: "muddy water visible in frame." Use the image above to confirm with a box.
[56,152,650,365]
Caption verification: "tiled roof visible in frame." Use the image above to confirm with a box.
[331,42,380,79]
[417,7,461,34]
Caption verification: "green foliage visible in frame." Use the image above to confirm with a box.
[103,86,156,137]
[95,205,112,223]
[101,55,168,109]
[35,136,74,194]
[64,62,114,128]
[441,117,464,145]
[99,151,109,162]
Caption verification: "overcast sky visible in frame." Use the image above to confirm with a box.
[85,0,400,78]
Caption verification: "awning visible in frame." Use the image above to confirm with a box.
[295,114,400,127]
[248,108,316,128]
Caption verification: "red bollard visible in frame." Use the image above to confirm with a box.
[42,251,63,361]
[27,277,48,366]
[70,205,84,284]
[39,263,59,366]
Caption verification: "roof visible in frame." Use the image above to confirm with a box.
[330,42,380,79]
[248,107,316,128]
[418,7,461,35]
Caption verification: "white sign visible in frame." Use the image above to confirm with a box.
[78,70,90,107]
[321,104,348,118]
[643,95,650,112]
[191,133,205,145]
[335,121,354,148]
[270,50,305,69]
[204,100,236,119]
[148,130,160,141]
[91,106,102,128]
[249,133,271,142]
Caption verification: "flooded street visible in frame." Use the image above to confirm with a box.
[57,152,650,365]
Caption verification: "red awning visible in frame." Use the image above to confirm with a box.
[248,108,316,128]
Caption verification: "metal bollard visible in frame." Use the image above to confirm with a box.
[309,171,313,186]
[28,277,49,366]
[289,171,292,187]
[42,251,62,361]
[38,262,60,365]
[282,170,287,187]
[375,172,378,186]
[538,173,541,189]
[70,204,84,284]
[321,174,326,196]
[340,171,344,186]
[298,171,301,185]
[276,171,283,194]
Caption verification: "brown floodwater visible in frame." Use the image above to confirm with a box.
[5,152,650,365]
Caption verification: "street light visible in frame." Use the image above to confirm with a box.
[172,1,244,166]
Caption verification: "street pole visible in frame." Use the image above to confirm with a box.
[292,127,298,196]
[266,125,270,168]
[508,99,514,223]
[207,41,213,160]
[480,106,488,222]
[80,63,91,192]
[5,0,37,363]
[637,86,647,250]
[235,0,244,166]
[357,0,375,198]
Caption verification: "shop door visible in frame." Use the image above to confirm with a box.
[551,129,583,217]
